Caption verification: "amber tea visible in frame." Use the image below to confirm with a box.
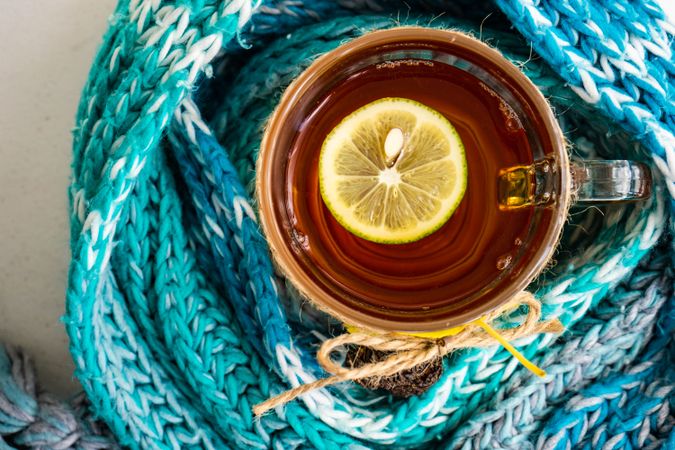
[278,43,557,324]
[259,28,651,331]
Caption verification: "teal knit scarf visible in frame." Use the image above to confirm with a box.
[0,1,672,449]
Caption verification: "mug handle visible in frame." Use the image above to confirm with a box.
[498,159,652,209]
[569,160,651,203]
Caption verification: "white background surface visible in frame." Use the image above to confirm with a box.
[0,1,673,399]
[0,1,115,396]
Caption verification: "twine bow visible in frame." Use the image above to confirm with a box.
[254,292,563,416]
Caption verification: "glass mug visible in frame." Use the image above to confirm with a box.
[256,28,651,333]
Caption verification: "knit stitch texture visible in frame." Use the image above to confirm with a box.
[31,0,675,449]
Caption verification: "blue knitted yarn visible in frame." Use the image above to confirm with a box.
[497,0,675,210]
[0,345,116,449]
[443,240,674,449]
[55,1,675,449]
[537,288,674,450]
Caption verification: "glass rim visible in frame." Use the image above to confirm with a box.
[256,27,569,332]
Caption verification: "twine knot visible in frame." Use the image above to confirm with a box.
[254,293,563,416]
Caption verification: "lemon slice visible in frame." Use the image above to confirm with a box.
[319,97,467,244]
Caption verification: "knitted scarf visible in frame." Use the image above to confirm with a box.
[1,1,673,449]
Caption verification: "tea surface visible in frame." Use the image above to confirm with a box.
[285,58,535,312]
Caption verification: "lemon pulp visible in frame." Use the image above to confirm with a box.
[319,97,467,244]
